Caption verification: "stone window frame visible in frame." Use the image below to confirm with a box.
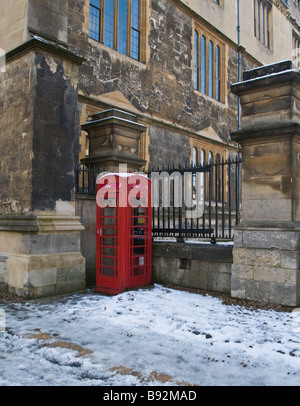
[193,25,226,103]
[292,30,300,50]
[253,0,272,49]
[192,144,228,203]
[87,0,149,63]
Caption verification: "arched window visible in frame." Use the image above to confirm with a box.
[254,0,271,49]
[194,31,199,90]
[193,31,223,101]
[208,151,213,164]
[193,147,198,166]
[216,153,221,202]
[200,149,206,166]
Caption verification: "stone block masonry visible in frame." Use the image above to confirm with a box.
[152,242,233,295]
[230,61,300,306]
[231,225,300,305]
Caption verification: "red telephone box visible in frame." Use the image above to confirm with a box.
[95,173,152,295]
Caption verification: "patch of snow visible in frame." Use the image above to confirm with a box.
[0,284,299,386]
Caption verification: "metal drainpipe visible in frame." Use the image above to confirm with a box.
[237,0,241,131]
[237,0,242,214]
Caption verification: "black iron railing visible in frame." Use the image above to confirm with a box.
[75,164,100,195]
[75,156,242,241]
[147,156,241,241]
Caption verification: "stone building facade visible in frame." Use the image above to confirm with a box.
[1,0,300,172]
[1,0,300,297]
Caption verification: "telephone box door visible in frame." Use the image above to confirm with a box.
[96,190,125,295]
[127,203,152,289]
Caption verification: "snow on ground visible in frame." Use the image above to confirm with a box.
[0,284,300,386]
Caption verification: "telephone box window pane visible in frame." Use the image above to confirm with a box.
[103,257,115,267]
[118,0,128,54]
[103,246,115,255]
[103,227,115,236]
[133,237,146,255]
[133,207,146,216]
[102,267,115,277]
[104,0,115,48]
[104,216,116,226]
[104,207,116,217]
[133,266,145,276]
[103,237,115,245]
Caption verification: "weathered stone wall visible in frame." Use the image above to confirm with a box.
[152,242,233,294]
[0,0,29,53]
[32,51,81,212]
[0,49,82,215]
[148,126,191,167]
[28,0,69,44]
[0,53,34,215]
[66,0,257,167]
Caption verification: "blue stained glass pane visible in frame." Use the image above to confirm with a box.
[131,0,139,30]
[118,0,128,55]
[208,40,213,98]
[194,67,198,90]
[104,0,115,49]
[131,29,140,60]
[89,5,100,41]
[201,36,206,94]
[216,46,220,101]
[194,31,199,90]
[131,0,140,60]
[90,0,100,8]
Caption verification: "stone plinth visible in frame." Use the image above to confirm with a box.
[81,109,147,172]
[230,60,300,306]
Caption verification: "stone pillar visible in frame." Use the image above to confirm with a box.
[81,109,147,172]
[0,37,86,298]
[230,60,300,306]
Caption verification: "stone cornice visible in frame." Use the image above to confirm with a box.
[0,213,84,233]
[6,36,86,65]
[231,66,300,96]
[231,122,300,143]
